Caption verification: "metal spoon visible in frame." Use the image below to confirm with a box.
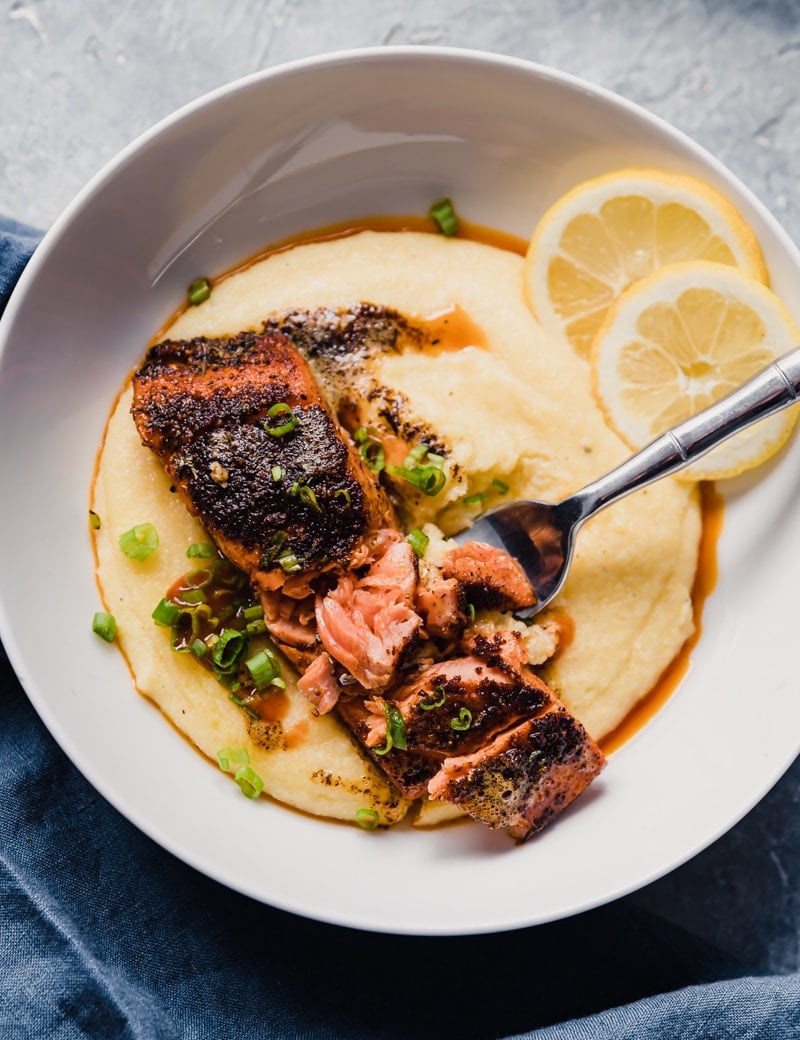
[458,347,800,617]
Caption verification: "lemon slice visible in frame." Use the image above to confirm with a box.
[590,260,799,480]
[525,168,769,358]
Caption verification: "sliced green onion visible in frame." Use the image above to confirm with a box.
[271,465,283,482]
[234,764,264,799]
[355,427,385,472]
[186,542,215,558]
[277,551,302,573]
[270,676,287,690]
[419,685,446,711]
[429,197,459,237]
[118,522,159,560]
[263,402,298,437]
[245,646,282,690]
[152,598,181,626]
[388,462,446,496]
[89,510,101,530]
[185,567,215,590]
[450,707,473,731]
[211,628,247,673]
[335,488,352,506]
[229,692,259,719]
[188,277,211,305]
[407,527,429,558]
[492,478,510,494]
[408,442,430,463]
[355,807,380,830]
[292,482,322,513]
[262,530,288,566]
[180,587,207,605]
[217,745,250,772]
[466,602,476,621]
[92,611,117,643]
[190,638,208,659]
[243,604,264,622]
[463,492,488,507]
[246,619,267,636]
[373,734,393,756]
[385,702,407,750]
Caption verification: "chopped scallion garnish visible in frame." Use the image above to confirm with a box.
[463,492,488,507]
[271,465,283,482]
[186,542,215,558]
[335,488,352,506]
[492,478,510,494]
[180,587,207,605]
[234,764,264,799]
[92,611,117,643]
[229,692,259,719]
[429,197,459,237]
[374,702,408,756]
[152,598,181,626]
[385,702,407,750]
[450,707,473,731]
[389,462,446,496]
[262,530,288,567]
[118,522,159,560]
[355,427,385,472]
[216,745,250,772]
[293,483,322,513]
[263,402,298,437]
[188,277,211,306]
[211,628,247,673]
[277,551,302,573]
[245,646,282,690]
[355,807,380,830]
[190,638,208,659]
[407,527,429,558]
[419,685,446,711]
[388,443,447,496]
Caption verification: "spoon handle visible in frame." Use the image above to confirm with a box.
[571,345,800,522]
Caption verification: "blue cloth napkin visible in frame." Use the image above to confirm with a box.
[1,218,798,1039]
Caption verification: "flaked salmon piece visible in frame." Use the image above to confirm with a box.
[428,706,606,841]
[315,529,421,689]
[336,656,555,799]
[459,628,530,675]
[297,652,341,715]
[258,589,318,670]
[132,330,395,589]
[441,541,536,611]
[415,576,465,640]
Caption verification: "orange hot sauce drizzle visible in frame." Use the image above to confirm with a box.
[600,481,724,756]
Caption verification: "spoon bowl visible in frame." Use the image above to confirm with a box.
[459,345,800,615]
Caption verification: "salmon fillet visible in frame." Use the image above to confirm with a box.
[132,330,395,590]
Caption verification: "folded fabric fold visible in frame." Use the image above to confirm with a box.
[0,216,798,1040]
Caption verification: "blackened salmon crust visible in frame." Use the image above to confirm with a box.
[132,330,393,573]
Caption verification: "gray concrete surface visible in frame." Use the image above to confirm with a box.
[4,0,800,239]
[1,0,798,974]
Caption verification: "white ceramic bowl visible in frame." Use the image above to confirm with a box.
[1,47,799,936]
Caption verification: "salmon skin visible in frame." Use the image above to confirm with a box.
[132,320,605,841]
